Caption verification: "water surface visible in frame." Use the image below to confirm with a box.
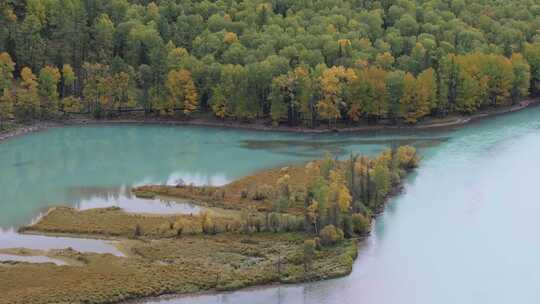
[0,124,444,228]
[2,107,540,303]
[0,253,67,265]
[0,228,125,256]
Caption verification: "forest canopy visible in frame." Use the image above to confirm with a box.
[1,0,540,127]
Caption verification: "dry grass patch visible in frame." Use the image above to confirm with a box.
[134,161,317,213]
[0,233,356,304]
[20,206,240,238]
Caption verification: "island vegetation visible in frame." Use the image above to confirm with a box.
[1,0,540,131]
[1,146,418,304]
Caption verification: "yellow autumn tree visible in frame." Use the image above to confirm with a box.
[322,169,352,226]
[61,64,76,97]
[223,32,239,44]
[328,170,351,212]
[166,69,199,116]
[416,68,438,112]
[0,52,15,92]
[375,52,395,70]
[338,39,352,57]
[16,67,40,120]
[0,88,14,128]
[317,66,356,127]
[110,72,134,112]
[399,72,418,123]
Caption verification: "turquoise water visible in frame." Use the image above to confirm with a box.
[0,124,445,228]
[2,106,540,304]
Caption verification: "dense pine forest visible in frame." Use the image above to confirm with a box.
[1,0,540,128]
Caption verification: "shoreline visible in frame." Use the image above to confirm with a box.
[1,98,538,143]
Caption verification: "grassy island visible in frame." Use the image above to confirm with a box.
[1,146,418,304]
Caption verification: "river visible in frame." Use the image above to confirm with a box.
[1,106,540,303]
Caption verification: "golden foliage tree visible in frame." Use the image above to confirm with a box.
[317,66,356,127]
[16,67,40,120]
[166,69,199,116]
[0,52,15,91]
[399,68,437,123]
[223,32,239,44]
[0,88,14,128]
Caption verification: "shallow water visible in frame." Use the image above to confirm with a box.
[73,186,203,215]
[2,106,540,303]
[0,253,67,265]
[0,228,124,256]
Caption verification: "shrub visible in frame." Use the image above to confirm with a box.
[212,189,226,200]
[280,214,297,232]
[352,213,371,235]
[342,215,353,238]
[133,191,156,199]
[240,189,249,199]
[293,187,307,202]
[158,222,172,235]
[200,213,215,234]
[250,184,274,201]
[303,239,316,271]
[313,237,322,250]
[268,212,280,232]
[319,225,344,246]
[173,219,185,236]
[253,216,264,232]
[396,146,418,169]
[133,223,142,238]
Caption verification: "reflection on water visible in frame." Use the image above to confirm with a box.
[70,186,203,215]
[140,286,308,304]
[1,125,442,228]
[0,228,124,256]
[240,137,447,158]
[241,137,447,151]
[164,172,229,187]
[0,254,67,265]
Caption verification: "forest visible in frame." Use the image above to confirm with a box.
[1,0,540,128]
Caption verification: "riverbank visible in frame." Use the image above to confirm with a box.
[1,98,538,144]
